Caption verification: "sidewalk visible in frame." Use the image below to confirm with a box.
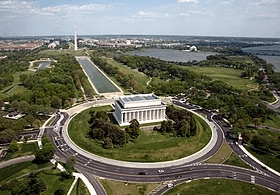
[0,155,35,169]
[50,159,97,195]
[239,145,280,177]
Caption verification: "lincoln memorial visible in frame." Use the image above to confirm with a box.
[113,94,166,126]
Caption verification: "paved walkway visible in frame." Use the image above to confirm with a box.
[0,155,35,169]
[50,159,97,195]
[62,101,219,168]
[239,145,280,177]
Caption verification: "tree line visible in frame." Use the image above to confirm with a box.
[154,105,197,137]
[88,110,140,149]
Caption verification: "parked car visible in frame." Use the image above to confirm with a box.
[138,172,145,175]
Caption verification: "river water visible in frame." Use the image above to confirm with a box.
[242,45,280,72]
[129,49,217,62]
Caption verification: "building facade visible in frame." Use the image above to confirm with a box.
[113,94,166,126]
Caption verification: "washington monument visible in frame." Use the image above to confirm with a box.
[74,26,77,50]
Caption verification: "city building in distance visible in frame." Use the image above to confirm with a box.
[113,94,166,126]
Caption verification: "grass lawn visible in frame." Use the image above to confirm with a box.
[99,179,159,195]
[205,141,232,164]
[68,106,212,162]
[0,161,52,184]
[4,142,38,161]
[81,76,97,96]
[223,152,252,169]
[245,146,280,172]
[70,178,90,195]
[39,49,87,56]
[0,70,35,96]
[4,84,31,96]
[179,66,257,91]
[106,58,149,89]
[263,115,280,129]
[165,179,277,195]
[39,169,74,195]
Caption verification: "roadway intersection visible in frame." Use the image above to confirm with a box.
[44,99,280,194]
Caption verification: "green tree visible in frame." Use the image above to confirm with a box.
[252,118,261,128]
[32,119,42,129]
[179,122,190,137]
[51,95,61,108]
[8,140,20,153]
[63,99,71,108]
[0,129,17,144]
[54,189,65,195]
[238,119,246,129]
[241,129,252,143]
[35,142,55,163]
[25,114,35,126]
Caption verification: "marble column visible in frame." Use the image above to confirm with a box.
[136,111,138,121]
[126,112,129,123]
[143,110,146,121]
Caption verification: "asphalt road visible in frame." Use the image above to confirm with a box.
[44,100,280,194]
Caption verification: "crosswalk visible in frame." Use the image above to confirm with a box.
[251,175,255,184]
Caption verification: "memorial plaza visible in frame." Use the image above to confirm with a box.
[113,94,166,126]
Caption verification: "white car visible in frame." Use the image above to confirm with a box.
[167,183,174,188]
[158,169,165,173]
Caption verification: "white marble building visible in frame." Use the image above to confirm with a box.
[113,94,166,126]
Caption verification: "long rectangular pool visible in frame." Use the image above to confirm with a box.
[77,58,120,93]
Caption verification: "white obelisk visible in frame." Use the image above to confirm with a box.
[74,26,77,50]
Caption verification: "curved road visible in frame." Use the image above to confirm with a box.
[44,100,280,194]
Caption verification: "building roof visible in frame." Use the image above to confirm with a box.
[122,94,157,102]
[118,94,162,109]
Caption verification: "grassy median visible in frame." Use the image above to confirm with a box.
[165,179,277,195]
[99,179,159,195]
[68,106,212,162]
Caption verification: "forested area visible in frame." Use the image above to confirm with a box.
[0,48,90,143]
[113,54,276,127]
[154,105,197,137]
[88,110,140,148]
[263,62,280,90]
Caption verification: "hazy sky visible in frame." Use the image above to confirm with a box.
[0,0,279,37]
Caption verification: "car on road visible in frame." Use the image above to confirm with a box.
[158,169,164,173]
[227,175,234,178]
[188,177,192,180]
[261,166,268,170]
[175,174,183,179]
[167,183,174,188]
[186,168,192,171]
[138,172,145,175]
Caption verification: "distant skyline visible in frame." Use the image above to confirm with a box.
[0,0,279,38]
